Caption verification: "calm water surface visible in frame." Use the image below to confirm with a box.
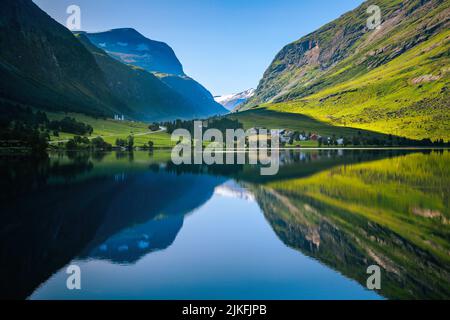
[0,149,449,300]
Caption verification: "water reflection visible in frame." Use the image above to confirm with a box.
[0,149,448,299]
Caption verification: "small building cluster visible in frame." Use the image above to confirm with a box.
[114,114,125,121]
[249,128,346,146]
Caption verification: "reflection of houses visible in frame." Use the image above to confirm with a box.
[273,129,295,144]
[114,114,125,121]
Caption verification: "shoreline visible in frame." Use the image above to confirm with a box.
[1,146,450,156]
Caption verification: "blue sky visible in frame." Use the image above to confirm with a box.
[34,0,364,96]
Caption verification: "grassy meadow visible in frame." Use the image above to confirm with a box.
[256,31,449,141]
[47,112,176,148]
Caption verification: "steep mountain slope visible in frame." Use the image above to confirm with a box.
[75,33,204,121]
[156,72,227,116]
[84,28,184,76]
[215,89,255,111]
[0,0,126,117]
[85,29,227,118]
[246,0,449,140]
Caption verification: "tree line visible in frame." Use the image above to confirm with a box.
[0,102,95,153]
[158,117,243,135]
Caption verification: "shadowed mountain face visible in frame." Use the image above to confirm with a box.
[85,28,185,76]
[0,0,126,117]
[156,73,228,117]
[0,1,225,121]
[75,33,201,121]
[85,29,228,119]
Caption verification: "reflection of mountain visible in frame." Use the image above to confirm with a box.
[248,151,450,299]
[79,171,224,264]
[0,156,225,299]
[215,181,255,202]
[232,149,413,184]
[85,215,183,265]
[161,149,414,185]
[1,150,448,300]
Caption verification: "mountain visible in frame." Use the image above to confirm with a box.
[83,28,185,76]
[246,0,450,140]
[0,0,225,121]
[215,88,255,111]
[155,72,227,117]
[0,0,126,117]
[75,33,207,121]
[85,29,228,118]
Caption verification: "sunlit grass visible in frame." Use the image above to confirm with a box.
[259,30,450,140]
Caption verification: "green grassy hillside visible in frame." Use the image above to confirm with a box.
[229,108,392,139]
[263,30,449,140]
[48,113,175,148]
[245,0,449,141]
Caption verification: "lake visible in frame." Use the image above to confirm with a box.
[0,149,449,300]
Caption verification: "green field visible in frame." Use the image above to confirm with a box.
[47,112,175,148]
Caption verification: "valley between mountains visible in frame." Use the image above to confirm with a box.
[0,0,449,150]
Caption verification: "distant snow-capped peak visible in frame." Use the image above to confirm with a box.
[214,88,255,111]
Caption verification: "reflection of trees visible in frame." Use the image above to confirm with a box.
[115,151,134,162]
[0,155,50,201]
[155,149,413,184]
[163,161,244,177]
[0,153,96,200]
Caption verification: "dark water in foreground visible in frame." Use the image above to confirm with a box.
[0,149,449,300]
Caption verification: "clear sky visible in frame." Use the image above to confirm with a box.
[33,0,364,96]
